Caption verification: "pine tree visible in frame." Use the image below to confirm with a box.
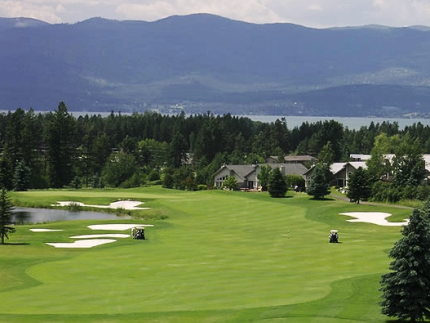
[268,167,288,198]
[0,188,15,244]
[379,201,430,322]
[306,165,331,199]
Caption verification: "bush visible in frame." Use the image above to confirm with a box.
[198,184,207,190]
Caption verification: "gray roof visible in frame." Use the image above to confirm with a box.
[214,165,256,180]
[268,163,309,176]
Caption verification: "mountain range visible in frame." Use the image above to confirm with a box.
[1,14,430,117]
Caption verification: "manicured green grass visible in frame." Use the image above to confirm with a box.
[0,188,412,322]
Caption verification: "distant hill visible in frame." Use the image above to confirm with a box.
[0,17,48,30]
[1,14,430,117]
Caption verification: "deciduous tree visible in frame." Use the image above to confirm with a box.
[347,167,371,204]
[257,165,271,191]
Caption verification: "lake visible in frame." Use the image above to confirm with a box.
[239,115,430,130]
[3,109,429,130]
[13,208,131,224]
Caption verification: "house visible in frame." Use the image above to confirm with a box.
[213,163,309,190]
[266,155,316,165]
[303,162,367,188]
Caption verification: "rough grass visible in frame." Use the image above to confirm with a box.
[0,187,412,322]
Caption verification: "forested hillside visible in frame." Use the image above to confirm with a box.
[1,103,429,196]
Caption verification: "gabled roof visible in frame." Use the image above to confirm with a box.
[267,163,309,176]
[213,165,256,181]
[303,162,367,176]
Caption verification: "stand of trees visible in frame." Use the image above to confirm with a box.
[1,102,430,201]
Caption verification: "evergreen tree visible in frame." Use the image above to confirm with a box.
[0,188,15,244]
[46,102,77,188]
[14,160,30,191]
[268,167,288,198]
[168,132,188,168]
[346,167,371,204]
[380,201,430,322]
[307,165,331,199]
[0,152,14,191]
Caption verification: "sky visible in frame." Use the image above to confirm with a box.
[1,0,430,28]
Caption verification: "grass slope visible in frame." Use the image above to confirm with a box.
[0,187,411,322]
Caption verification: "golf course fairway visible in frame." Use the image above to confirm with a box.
[0,187,411,322]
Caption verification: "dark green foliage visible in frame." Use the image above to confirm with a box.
[268,167,288,198]
[392,133,427,188]
[13,160,30,191]
[346,167,371,204]
[161,168,174,189]
[257,165,271,191]
[307,165,330,199]
[102,152,137,187]
[148,169,160,181]
[0,188,15,244]
[287,174,305,190]
[173,167,196,190]
[0,153,14,191]
[380,201,430,322]
[46,102,77,188]
[169,132,189,168]
[3,104,430,198]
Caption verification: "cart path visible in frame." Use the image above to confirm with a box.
[330,192,413,210]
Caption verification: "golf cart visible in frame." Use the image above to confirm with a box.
[329,230,339,243]
[132,227,146,240]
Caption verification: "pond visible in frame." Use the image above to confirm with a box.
[12,208,132,224]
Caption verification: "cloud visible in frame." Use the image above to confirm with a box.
[1,0,430,27]
[0,1,63,23]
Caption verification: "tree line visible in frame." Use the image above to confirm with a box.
[0,102,430,196]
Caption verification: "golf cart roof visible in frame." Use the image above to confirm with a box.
[330,230,338,233]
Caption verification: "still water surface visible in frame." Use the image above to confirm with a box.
[13,208,131,224]
[241,115,430,130]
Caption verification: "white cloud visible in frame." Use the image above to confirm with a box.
[0,1,62,23]
[1,0,430,27]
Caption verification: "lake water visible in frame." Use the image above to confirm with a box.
[13,208,131,224]
[3,110,429,130]
[240,115,430,130]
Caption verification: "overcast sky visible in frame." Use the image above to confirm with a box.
[1,0,430,28]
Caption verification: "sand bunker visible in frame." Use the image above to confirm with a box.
[340,212,409,226]
[70,234,130,239]
[53,200,148,210]
[46,239,116,248]
[88,224,154,231]
[30,229,63,232]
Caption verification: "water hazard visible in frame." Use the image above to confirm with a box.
[12,208,131,224]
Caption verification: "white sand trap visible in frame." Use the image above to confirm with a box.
[340,212,409,226]
[88,224,154,231]
[30,229,63,232]
[53,200,148,210]
[70,234,130,239]
[46,239,116,248]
